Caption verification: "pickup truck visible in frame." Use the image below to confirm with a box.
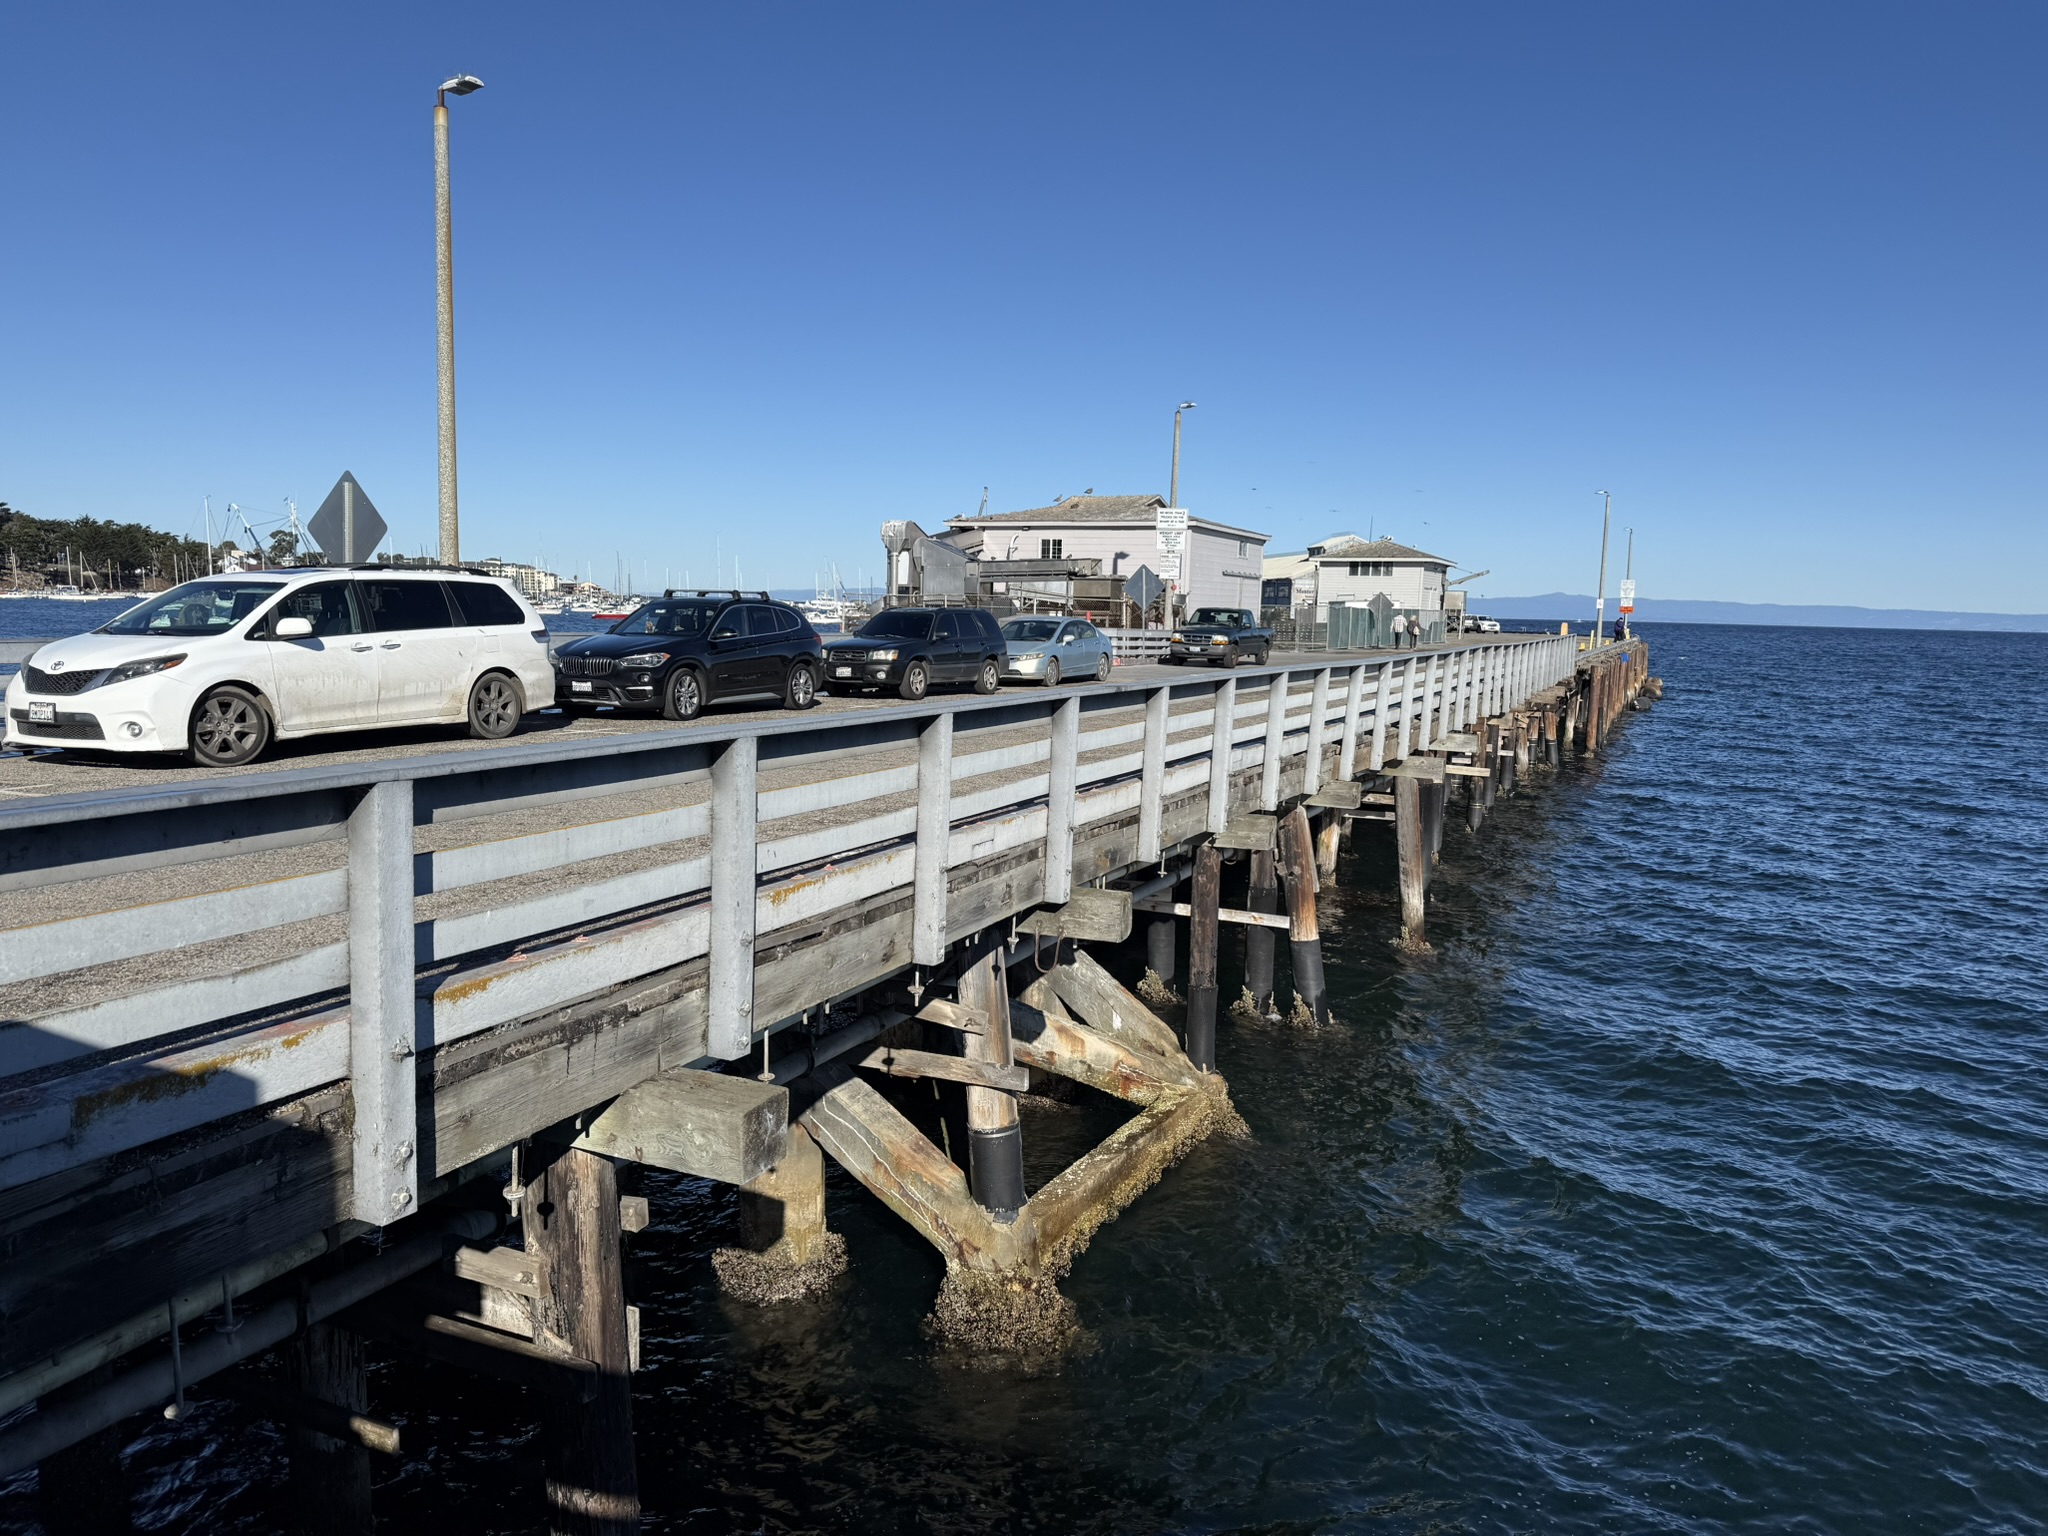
[1166,608,1274,668]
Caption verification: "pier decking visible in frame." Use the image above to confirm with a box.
[0,632,1650,1530]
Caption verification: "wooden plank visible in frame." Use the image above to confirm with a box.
[1207,678,1236,835]
[1043,695,1081,905]
[756,806,916,874]
[708,736,758,1059]
[855,1045,1029,1093]
[1037,949,1183,1060]
[912,713,952,966]
[419,854,710,963]
[419,803,708,895]
[0,867,347,987]
[2,941,350,1074]
[1215,812,1277,851]
[1129,899,1291,932]
[568,1069,787,1185]
[1305,780,1363,810]
[755,763,916,821]
[1383,756,1446,783]
[1014,887,1133,943]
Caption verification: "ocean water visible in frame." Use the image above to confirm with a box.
[10,622,2047,1532]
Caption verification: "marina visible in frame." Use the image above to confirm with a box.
[0,630,1648,1531]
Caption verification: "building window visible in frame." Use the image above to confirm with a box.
[1238,540,1249,557]
[1040,538,1063,559]
[1346,561,1394,577]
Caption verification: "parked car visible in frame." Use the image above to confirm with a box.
[551,590,822,721]
[1461,614,1501,634]
[999,616,1113,686]
[3,569,554,766]
[1166,608,1274,668]
[822,607,1005,700]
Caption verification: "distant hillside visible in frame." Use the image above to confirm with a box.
[1480,593,2048,634]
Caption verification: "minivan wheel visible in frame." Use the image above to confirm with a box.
[785,662,818,710]
[189,686,270,767]
[974,658,1000,694]
[899,661,930,702]
[467,672,523,739]
[663,668,705,721]
[1095,653,1111,683]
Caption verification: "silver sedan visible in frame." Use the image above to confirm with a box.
[1000,617,1114,686]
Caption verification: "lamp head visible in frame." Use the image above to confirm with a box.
[440,75,485,96]
[1178,401,1198,411]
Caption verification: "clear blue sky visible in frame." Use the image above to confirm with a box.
[2,4,2041,609]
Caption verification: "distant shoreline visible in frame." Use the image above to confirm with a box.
[1480,594,2048,634]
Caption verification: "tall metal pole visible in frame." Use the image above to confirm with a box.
[434,93,459,566]
[1170,409,1183,507]
[1169,401,1195,506]
[1592,490,1611,642]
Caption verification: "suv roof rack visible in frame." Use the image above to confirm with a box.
[661,589,772,601]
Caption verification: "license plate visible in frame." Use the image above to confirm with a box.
[27,702,54,724]
[834,666,854,677]
[570,681,592,693]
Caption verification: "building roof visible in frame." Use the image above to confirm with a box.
[948,494,1270,543]
[1306,535,1453,565]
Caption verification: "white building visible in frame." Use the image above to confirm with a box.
[1262,534,1455,623]
[476,558,561,602]
[946,494,1267,614]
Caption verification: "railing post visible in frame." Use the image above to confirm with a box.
[1043,695,1081,905]
[1368,660,1394,771]
[1338,663,1367,780]
[1207,677,1237,835]
[348,778,418,1225]
[1394,655,1419,759]
[1137,684,1170,863]
[1465,647,1482,728]
[709,735,758,1060]
[1260,671,1287,810]
[912,713,952,966]
[1303,666,1330,795]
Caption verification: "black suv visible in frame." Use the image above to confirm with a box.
[552,591,823,721]
[822,607,1006,700]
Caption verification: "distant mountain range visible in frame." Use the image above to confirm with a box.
[1479,594,2048,634]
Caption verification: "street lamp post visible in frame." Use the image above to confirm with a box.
[1169,402,1196,507]
[1593,489,1612,643]
[434,74,484,567]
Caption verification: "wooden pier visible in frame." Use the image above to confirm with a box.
[0,633,1650,1530]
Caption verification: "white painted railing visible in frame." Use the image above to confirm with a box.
[0,635,1580,1221]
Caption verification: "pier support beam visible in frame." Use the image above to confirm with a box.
[1423,777,1446,867]
[1141,912,1178,1006]
[958,938,1025,1218]
[1276,807,1328,1024]
[1314,810,1342,884]
[1185,844,1221,1070]
[36,1365,130,1536]
[524,1145,639,1536]
[285,1326,374,1536]
[1395,776,1428,949]
[715,1123,845,1302]
[1241,849,1278,1016]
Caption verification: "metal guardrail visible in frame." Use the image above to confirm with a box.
[0,634,1578,1226]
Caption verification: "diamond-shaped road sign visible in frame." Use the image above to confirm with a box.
[308,472,387,563]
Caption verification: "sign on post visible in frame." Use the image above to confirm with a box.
[309,472,387,564]
[1619,578,1636,614]
[1155,507,1189,587]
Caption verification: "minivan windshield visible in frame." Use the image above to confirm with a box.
[610,601,716,637]
[100,580,284,637]
[857,611,934,640]
[1190,608,1244,625]
[1002,619,1060,641]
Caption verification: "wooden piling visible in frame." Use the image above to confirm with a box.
[716,1123,845,1302]
[284,1325,374,1536]
[1186,843,1222,1069]
[1394,776,1427,948]
[1276,807,1328,1023]
[1314,810,1342,884]
[1422,776,1446,867]
[958,937,1025,1217]
[1243,849,1278,1014]
[1145,915,1176,986]
[524,1144,639,1536]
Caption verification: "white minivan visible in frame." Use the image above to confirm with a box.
[4,569,556,766]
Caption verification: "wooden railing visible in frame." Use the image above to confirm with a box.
[0,634,1578,1227]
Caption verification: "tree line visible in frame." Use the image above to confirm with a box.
[0,501,309,588]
